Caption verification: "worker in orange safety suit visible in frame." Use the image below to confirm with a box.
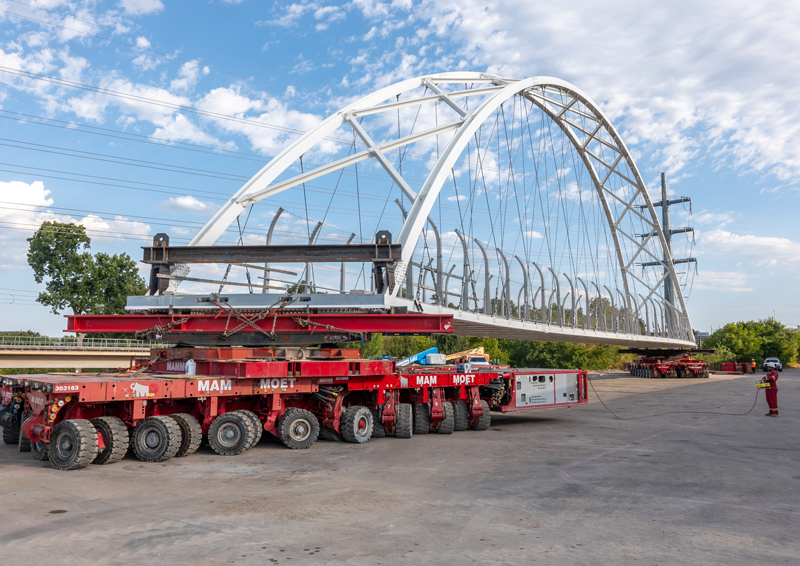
[764,364,779,417]
[751,359,756,373]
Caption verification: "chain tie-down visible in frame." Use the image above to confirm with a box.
[135,317,190,341]
[213,295,297,340]
[292,317,365,339]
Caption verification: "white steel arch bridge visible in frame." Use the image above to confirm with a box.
[137,72,696,349]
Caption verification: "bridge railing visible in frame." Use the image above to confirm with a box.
[0,336,169,351]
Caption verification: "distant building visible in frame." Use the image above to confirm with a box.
[694,331,710,348]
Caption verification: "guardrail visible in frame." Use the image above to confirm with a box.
[0,336,169,351]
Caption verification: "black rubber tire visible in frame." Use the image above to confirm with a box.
[2,425,19,445]
[91,416,130,465]
[133,416,182,463]
[235,410,263,449]
[49,419,99,471]
[340,406,373,444]
[437,402,455,434]
[169,413,202,458]
[395,403,413,439]
[318,426,342,442]
[31,439,49,461]
[18,423,32,452]
[412,403,430,434]
[208,412,253,456]
[277,408,319,449]
[452,400,469,431]
[471,400,492,431]
[370,407,386,438]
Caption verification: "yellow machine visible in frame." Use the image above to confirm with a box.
[756,382,772,389]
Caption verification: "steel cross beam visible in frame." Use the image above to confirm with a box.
[143,242,401,265]
[422,77,469,118]
[346,113,418,202]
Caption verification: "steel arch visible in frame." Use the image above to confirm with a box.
[170,72,694,347]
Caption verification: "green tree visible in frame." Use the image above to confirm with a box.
[92,252,149,313]
[704,319,798,365]
[27,221,147,315]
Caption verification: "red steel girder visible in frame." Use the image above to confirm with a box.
[66,313,454,335]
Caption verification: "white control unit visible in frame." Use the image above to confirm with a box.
[514,372,580,407]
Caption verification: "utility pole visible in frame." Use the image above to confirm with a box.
[638,173,697,327]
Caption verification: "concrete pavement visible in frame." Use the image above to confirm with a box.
[1,369,797,565]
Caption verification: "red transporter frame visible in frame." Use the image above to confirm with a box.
[4,347,588,471]
[629,355,709,378]
[2,312,588,471]
[66,313,454,336]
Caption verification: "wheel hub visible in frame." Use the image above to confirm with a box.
[218,423,240,447]
[290,419,310,441]
[57,435,74,458]
[145,430,161,449]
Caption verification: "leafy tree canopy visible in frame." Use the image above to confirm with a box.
[27,221,147,315]
[703,319,799,365]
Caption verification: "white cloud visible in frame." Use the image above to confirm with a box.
[64,74,191,123]
[691,210,736,228]
[337,0,800,185]
[0,181,152,267]
[119,0,164,16]
[352,0,391,19]
[691,270,754,292]
[196,86,329,155]
[78,215,152,243]
[151,113,230,147]
[0,180,54,217]
[132,52,159,71]
[261,3,316,27]
[701,229,800,271]
[156,196,220,215]
[29,0,71,7]
[170,60,209,93]
[57,14,99,43]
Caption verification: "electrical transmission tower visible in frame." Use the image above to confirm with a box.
[640,173,696,317]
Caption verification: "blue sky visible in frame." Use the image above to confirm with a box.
[0,0,798,336]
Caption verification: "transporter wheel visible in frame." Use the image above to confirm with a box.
[208,412,253,456]
[278,408,319,450]
[91,416,130,465]
[31,439,49,461]
[370,407,386,438]
[394,403,413,439]
[318,427,342,442]
[168,414,202,457]
[49,419,99,471]
[471,400,492,431]
[3,424,19,445]
[235,410,263,449]
[18,424,32,452]
[452,400,469,431]
[133,416,182,463]
[437,402,455,434]
[412,403,430,434]
[340,406,373,444]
